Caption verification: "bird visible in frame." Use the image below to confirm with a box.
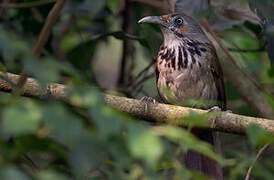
[139,12,226,180]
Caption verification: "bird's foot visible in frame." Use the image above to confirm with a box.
[207,106,232,128]
[207,106,222,128]
[207,106,232,113]
[207,106,221,112]
[140,96,157,112]
[141,96,157,104]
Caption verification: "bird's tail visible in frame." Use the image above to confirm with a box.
[184,131,223,180]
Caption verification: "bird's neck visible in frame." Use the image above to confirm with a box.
[162,32,185,49]
[158,37,208,70]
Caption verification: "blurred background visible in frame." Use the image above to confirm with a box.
[0,0,273,179]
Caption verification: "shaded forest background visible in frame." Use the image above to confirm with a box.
[0,0,274,179]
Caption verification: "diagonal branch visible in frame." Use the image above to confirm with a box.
[200,19,274,119]
[13,0,67,95]
[245,143,270,180]
[32,0,67,56]
[0,71,274,135]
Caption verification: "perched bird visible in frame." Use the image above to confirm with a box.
[139,13,226,180]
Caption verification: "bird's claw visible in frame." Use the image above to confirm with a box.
[207,106,232,113]
[207,106,232,128]
[207,106,222,128]
[207,106,221,112]
[141,96,157,104]
[140,96,157,112]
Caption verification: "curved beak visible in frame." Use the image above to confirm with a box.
[138,16,165,26]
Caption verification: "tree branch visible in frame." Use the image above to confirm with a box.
[32,0,67,56]
[0,72,273,135]
[13,0,67,95]
[245,143,269,180]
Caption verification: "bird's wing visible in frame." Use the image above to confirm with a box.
[209,45,226,110]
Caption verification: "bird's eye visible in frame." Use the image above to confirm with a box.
[175,18,183,25]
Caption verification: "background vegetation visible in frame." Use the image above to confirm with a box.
[0,0,274,179]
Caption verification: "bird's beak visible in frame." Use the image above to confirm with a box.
[138,16,165,26]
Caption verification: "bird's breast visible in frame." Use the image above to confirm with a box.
[156,41,218,106]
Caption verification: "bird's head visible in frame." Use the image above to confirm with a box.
[138,13,209,45]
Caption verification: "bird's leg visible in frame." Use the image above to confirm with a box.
[140,96,158,112]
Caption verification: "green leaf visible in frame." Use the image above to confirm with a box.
[38,170,70,180]
[247,124,274,147]
[0,73,15,88]
[68,85,103,107]
[267,66,274,77]
[1,101,42,136]
[67,40,96,73]
[41,103,85,147]
[0,62,6,72]
[60,31,80,53]
[0,166,30,180]
[89,106,122,139]
[127,123,163,168]
[157,126,226,166]
[0,31,30,63]
[69,137,103,178]
[23,57,60,88]
[177,110,215,128]
[108,138,132,169]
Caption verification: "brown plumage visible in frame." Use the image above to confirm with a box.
[139,13,226,180]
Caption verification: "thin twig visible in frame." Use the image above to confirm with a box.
[0,0,56,9]
[245,143,270,180]
[131,72,154,90]
[210,2,261,24]
[133,85,144,96]
[23,154,41,171]
[13,0,67,95]
[200,19,273,98]
[32,0,67,56]
[135,59,155,80]
[200,19,274,118]
[228,47,265,53]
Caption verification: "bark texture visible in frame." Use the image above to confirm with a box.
[0,72,273,134]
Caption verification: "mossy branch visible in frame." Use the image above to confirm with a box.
[0,72,273,134]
